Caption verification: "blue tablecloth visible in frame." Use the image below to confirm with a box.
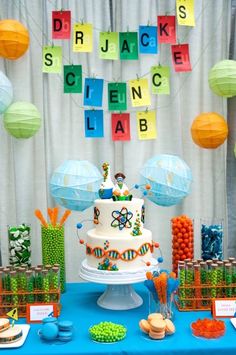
[1,282,236,355]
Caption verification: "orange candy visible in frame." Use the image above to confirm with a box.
[191,318,225,339]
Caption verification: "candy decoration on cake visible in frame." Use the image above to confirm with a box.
[111,207,133,230]
[89,322,127,343]
[140,155,192,206]
[98,258,119,271]
[8,224,31,267]
[131,212,142,236]
[98,163,114,199]
[112,172,132,201]
[201,220,223,261]
[35,207,71,293]
[93,207,100,224]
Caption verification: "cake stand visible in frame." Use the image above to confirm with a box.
[79,259,158,310]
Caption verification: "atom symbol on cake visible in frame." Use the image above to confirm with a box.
[111,207,133,230]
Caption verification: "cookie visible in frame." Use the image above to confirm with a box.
[0,325,23,344]
[149,319,166,332]
[149,329,165,340]
[58,320,73,332]
[0,319,10,333]
[147,313,163,322]
[164,319,175,335]
[57,330,73,342]
[139,319,150,334]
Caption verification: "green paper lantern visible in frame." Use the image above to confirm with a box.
[208,60,236,98]
[3,101,41,138]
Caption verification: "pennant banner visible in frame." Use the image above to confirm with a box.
[111,113,131,141]
[99,32,119,60]
[171,44,192,72]
[139,26,158,54]
[84,78,104,107]
[157,16,176,44]
[108,83,127,111]
[137,110,157,140]
[73,23,93,52]
[84,110,104,137]
[151,66,170,95]
[129,78,151,107]
[52,11,71,39]
[64,65,82,93]
[176,0,195,26]
[120,32,138,60]
[42,46,62,73]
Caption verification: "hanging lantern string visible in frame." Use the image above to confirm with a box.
[12,0,226,114]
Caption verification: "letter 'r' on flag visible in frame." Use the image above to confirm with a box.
[157,16,176,44]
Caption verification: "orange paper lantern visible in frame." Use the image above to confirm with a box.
[191,112,228,149]
[0,19,30,60]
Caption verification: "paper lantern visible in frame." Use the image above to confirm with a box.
[208,60,236,98]
[3,101,41,138]
[191,112,228,149]
[140,154,192,207]
[50,160,103,211]
[0,71,13,113]
[0,19,30,60]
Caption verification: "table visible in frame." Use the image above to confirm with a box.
[1,282,236,355]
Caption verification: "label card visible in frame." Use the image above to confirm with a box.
[42,46,62,73]
[73,23,93,52]
[157,16,176,44]
[84,110,104,137]
[52,11,71,39]
[83,78,104,107]
[137,110,157,140]
[26,303,59,323]
[212,299,236,318]
[139,26,158,54]
[176,0,195,26]
[171,44,192,72]
[120,32,138,60]
[151,66,170,95]
[64,65,82,93]
[108,83,127,111]
[99,32,119,60]
[129,79,151,107]
[111,113,130,141]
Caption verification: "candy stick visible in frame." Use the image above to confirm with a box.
[51,207,59,227]
[146,271,153,280]
[34,209,48,227]
[47,208,53,224]
[59,209,71,227]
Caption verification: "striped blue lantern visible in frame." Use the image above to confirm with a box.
[0,71,13,113]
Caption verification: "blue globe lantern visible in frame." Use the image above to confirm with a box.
[50,160,103,211]
[140,155,192,207]
[0,71,13,113]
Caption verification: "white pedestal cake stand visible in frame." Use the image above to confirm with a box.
[79,258,158,310]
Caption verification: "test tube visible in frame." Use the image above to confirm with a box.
[10,270,18,306]
[200,261,208,306]
[35,267,43,302]
[42,269,50,303]
[26,270,35,303]
[225,263,232,297]
[216,261,224,297]
[209,263,218,299]
[186,262,194,307]
[232,261,236,296]
[51,267,60,302]
[194,264,201,308]
[178,264,186,308]
[3,268,11,304]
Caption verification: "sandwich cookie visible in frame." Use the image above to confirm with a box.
[164,319,175,335]
[149,319,166,333]
[149,329,165,340]
[147,313,163,322]
[0,318,10,333]
[57,330,73,342]
[0,326,23,344]
[58,320,73,332]
[139,319,151,334]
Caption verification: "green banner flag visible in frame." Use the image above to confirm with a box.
[119,32,138,60]
[151,66,170,95]
[108,83,127,111]
[99,32,119,60]
[64,65,82,93]
[42,46,62,73]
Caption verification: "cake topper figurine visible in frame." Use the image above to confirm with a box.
[98,163,114,199]
[112,172,132,201]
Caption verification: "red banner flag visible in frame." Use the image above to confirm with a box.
[157,16,176,44]
[111,113,130,141]
[52,11,71,39]
[171,44,192,72]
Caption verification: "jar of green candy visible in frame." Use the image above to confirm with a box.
[8,224,31,267]
[41,225,65,293]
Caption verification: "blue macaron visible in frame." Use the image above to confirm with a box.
[58,320,73,332]
[42,317,58,324]
[57,330,73,342]
[39,323,59,341]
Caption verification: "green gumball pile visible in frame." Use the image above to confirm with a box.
[89,321,127,343]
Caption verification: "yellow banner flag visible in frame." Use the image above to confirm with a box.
[136,110,157,140]
[73,23,93,52]
[7,308,18,321]
[176,0,195,26]
[129,79,151,107]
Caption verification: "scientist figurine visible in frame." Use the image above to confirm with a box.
[112,172,132,201]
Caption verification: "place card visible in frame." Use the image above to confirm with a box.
[212,298,236,318]
[26,303,58,323]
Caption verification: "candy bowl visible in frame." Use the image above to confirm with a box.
[190,318,225,339]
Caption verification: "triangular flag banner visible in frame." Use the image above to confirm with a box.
[139,26,158,54]
[136,110,157,140]
[176,0,195,26]
[84,110,104,137]
[151,66,170,95]
[129,78,151,107]
[73,23,93,52]
[42,46,62,73]
[111,113,131,141]
[99,32,119,60]
[120,32,138,60]
[157,16,176,44]
[108,83,127,111]
[52,11,71,39]
[7,308,18,321]
[83,78,104,107]
[171,44,192,72]
[64,65,82,93]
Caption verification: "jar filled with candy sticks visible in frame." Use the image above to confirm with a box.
[201,219,223,261]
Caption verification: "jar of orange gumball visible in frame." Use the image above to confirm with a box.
[171,215,194,275]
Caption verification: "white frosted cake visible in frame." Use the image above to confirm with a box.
[86,198,155,271]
